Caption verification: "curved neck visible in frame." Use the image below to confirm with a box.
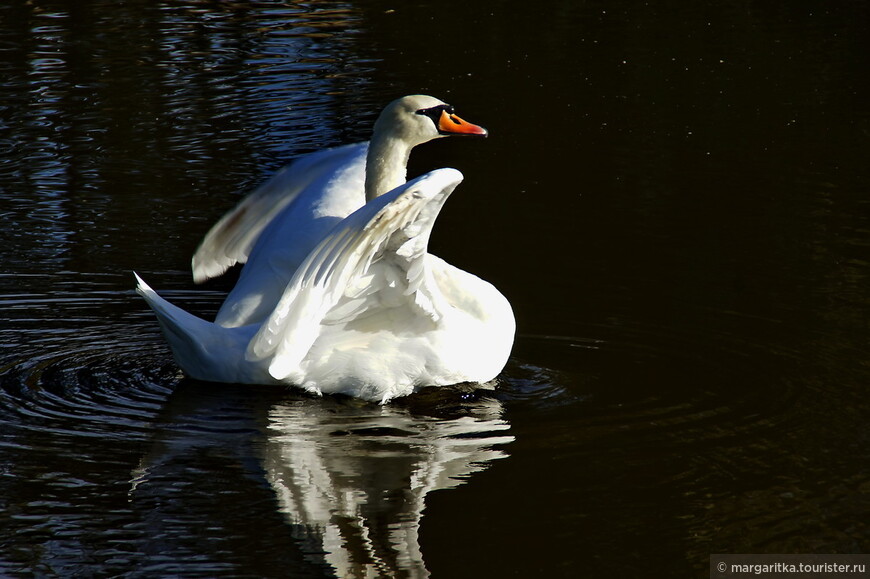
[364,133,413,202]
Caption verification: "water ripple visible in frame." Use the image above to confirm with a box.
[0,274,182,444]
[501,325,806,453]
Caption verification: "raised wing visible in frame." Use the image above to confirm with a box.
[245,168,465,382]
[191,142,367,283]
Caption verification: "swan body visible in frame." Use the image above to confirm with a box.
[137,96,514,402]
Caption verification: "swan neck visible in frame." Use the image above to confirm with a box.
[365,134,412,202]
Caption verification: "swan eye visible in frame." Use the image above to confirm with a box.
[415,104,454,125]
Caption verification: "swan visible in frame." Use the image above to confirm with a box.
[194,95,489,329]
[136,95,515,403]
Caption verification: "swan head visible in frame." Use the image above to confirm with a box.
[374,95,488,147]
[364,95,486,201]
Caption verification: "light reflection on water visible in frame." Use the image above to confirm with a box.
[260,394,509,576]
[2,0,869,577]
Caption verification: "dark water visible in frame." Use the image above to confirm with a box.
[2,1,869,576]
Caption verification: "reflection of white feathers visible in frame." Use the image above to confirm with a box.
[127,383,512,577]
[262,397,513,578]
[137,169,514,402]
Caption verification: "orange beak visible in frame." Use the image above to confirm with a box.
[437,110,488,137]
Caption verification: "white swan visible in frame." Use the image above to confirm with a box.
[195,95,489,329]
[136,95,515,402]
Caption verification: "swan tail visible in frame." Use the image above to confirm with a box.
[135,273,248,382]
[246,168,464,382]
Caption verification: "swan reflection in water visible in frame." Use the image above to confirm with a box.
[130,382,513,578]
[264,392,512,577]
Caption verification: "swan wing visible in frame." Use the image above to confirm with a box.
[246,168,464,382]
[191,142,367,283]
